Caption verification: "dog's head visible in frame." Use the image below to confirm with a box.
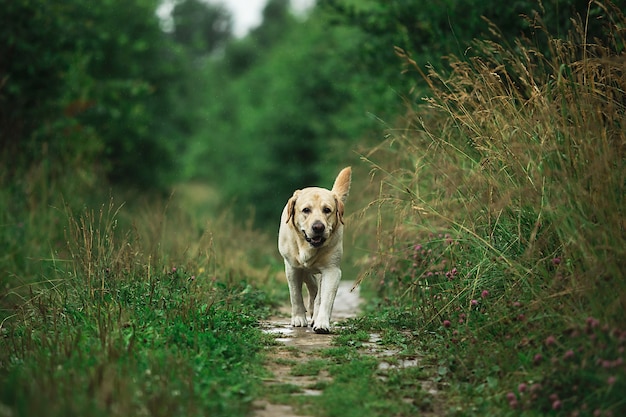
[285,188,341,248]
[285,168,351,249]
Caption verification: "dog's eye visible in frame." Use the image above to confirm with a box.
[302,207,311,214]
[323,207,332,214]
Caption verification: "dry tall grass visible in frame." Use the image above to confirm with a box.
[62,194,278,297]
[367,1,625,324]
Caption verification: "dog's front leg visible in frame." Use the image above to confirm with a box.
[303,274,318,321]
[285,263,308,327]
[312,267,341,334]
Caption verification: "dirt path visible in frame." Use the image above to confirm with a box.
[253,281,361,417]
[253,280,445,417]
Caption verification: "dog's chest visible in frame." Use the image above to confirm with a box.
[296,247,322,270]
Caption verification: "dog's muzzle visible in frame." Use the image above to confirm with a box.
[303,232,325,248]
[303,221,327,248]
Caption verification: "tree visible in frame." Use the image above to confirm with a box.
[186,5,379,227]
[171,0,233,56]
[251,0,294,48]
[0,0,198,190]
[318,0,620,96]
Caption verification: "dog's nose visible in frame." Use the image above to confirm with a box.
[312,221,325,234]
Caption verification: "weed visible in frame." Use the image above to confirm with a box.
[291,359,327,377]
[0,197,278,417]
[358,1,626,415]
[332,328,370,347]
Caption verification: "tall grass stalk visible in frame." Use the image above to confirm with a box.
[356,2,625,414]
[1,189,279,416]
[372,0,624,324]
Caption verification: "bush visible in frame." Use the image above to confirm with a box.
[0,0,197,190]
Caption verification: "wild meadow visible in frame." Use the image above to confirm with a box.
[1,0,625,416]
[352,2,626,415]
[0,188,283,416]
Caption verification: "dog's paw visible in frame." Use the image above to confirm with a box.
[291,315,308,327]
[313,326,330,334]
[312,320,331,334]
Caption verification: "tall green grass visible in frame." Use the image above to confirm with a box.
[0,175,281,415]
[359,1,625,414]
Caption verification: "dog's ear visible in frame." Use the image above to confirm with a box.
[331,167,351,203]
[285,190,300,224]
[335,197,345,225]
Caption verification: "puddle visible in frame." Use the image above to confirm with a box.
[253,402,309,417]
[264,326,295,336]
[261,281,361,343]
[301,389,323,396]
[262,320,344,350]
[369,333,382,343]
[378,358,420,370]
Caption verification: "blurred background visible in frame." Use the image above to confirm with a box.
[2,0,607,228]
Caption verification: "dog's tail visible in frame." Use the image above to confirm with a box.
[332,167,351,203]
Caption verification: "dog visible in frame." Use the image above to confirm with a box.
[278,167,351,334]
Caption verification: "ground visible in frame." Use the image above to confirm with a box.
[254,281,444,417]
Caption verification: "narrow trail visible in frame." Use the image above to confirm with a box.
[253,281,361,417]
[253,281,444,417]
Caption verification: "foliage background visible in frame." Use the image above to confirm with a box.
[2,0,616,224]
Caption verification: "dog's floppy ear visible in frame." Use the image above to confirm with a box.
[285,190,300,224]
[335,197,345,225]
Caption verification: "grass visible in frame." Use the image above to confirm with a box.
[2,277,269,416]
[353,1,626,415]
[0,185,280,416]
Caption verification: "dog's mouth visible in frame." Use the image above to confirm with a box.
[303,232,326,248]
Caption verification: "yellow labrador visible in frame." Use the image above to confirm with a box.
[278,167,351,333]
